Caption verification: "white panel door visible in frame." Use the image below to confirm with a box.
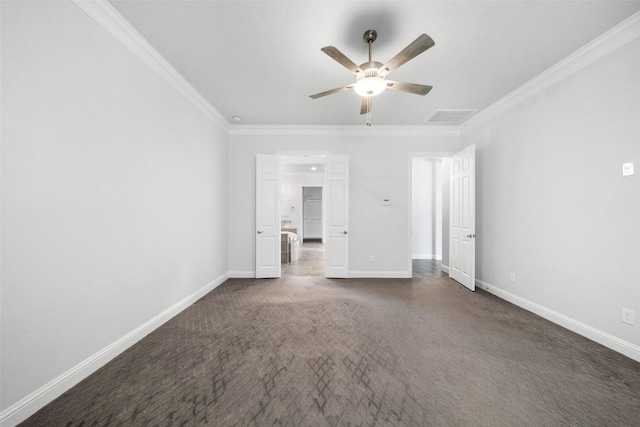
[325,155,349,278]
[256,154,280,278]
[449,145,476,290]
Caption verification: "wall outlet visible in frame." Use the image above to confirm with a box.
[622,308,635,325]
[370,256,376,263]
[509,272,516,283]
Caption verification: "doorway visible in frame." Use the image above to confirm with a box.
[280,156,326,277]
[256,153,349,279]
[411,157,447,278]
[302,186,323,242]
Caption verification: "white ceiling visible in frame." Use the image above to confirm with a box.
[281,155,326,173]
[110,1,640,127]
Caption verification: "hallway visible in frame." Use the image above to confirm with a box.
[282,243,444,279]
[412,259,445,278]
[281,241,325,277]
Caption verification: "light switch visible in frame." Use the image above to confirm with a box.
[622,162,634,176]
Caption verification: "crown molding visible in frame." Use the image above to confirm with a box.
[461,10,640,133]
[228,124,460,137]
[72,2,640,138]
[72,0,230,133]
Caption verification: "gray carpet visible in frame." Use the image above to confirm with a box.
[21,276,640,426]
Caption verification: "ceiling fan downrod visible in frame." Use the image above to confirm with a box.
[363,30,377,126]
[364,29,377,62]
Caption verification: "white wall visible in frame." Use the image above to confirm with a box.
[412,158,434,258]
[228,132,459,276]
[1,0,229,418]
[411,158,444,260]
[461,36,640,354]
[435,160,443,258]
[440,159,450,266]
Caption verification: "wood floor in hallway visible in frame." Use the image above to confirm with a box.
[412,259,445,278]
[282,244,445,278]
[281,241,325,277]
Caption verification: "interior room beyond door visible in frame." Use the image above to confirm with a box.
[302,186,323,241]
[280,155,327,277]
[411,157,445,278]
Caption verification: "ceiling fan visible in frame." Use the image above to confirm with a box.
[310,30,435,123]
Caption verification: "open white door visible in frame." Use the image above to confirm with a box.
[325,155,349,278]
[449,145,476,290]
[256,154,280,278]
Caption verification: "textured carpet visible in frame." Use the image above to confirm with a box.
[21,276,640,426]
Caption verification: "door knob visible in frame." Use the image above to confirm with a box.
[257,230,264,234]
[343,231,348,235]
[466,234,476,238]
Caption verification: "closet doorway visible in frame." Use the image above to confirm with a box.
[302,186,323,242]
[410,157,448,278]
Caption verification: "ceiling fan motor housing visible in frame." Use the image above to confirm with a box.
[356,61,384,79]
[354,62,386,96]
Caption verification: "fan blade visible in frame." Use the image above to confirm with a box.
[321,46,364,75]
[377,34,435,77]
[360,96,372,115]
[385,81,433,96]
[309,84,354,99]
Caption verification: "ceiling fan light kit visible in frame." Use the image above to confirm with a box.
[310,29,434,125]
[354,76,386,97]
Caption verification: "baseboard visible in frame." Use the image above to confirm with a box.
[228,271,256,278]
[0,273,229,427]
[349,271,411,279]
[441,264,449,274]
[412,255,444,260]
[477,279,640,363]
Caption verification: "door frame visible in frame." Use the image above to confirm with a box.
[407,152,454,278]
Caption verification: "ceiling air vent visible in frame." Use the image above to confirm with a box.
[427,109,477,124]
